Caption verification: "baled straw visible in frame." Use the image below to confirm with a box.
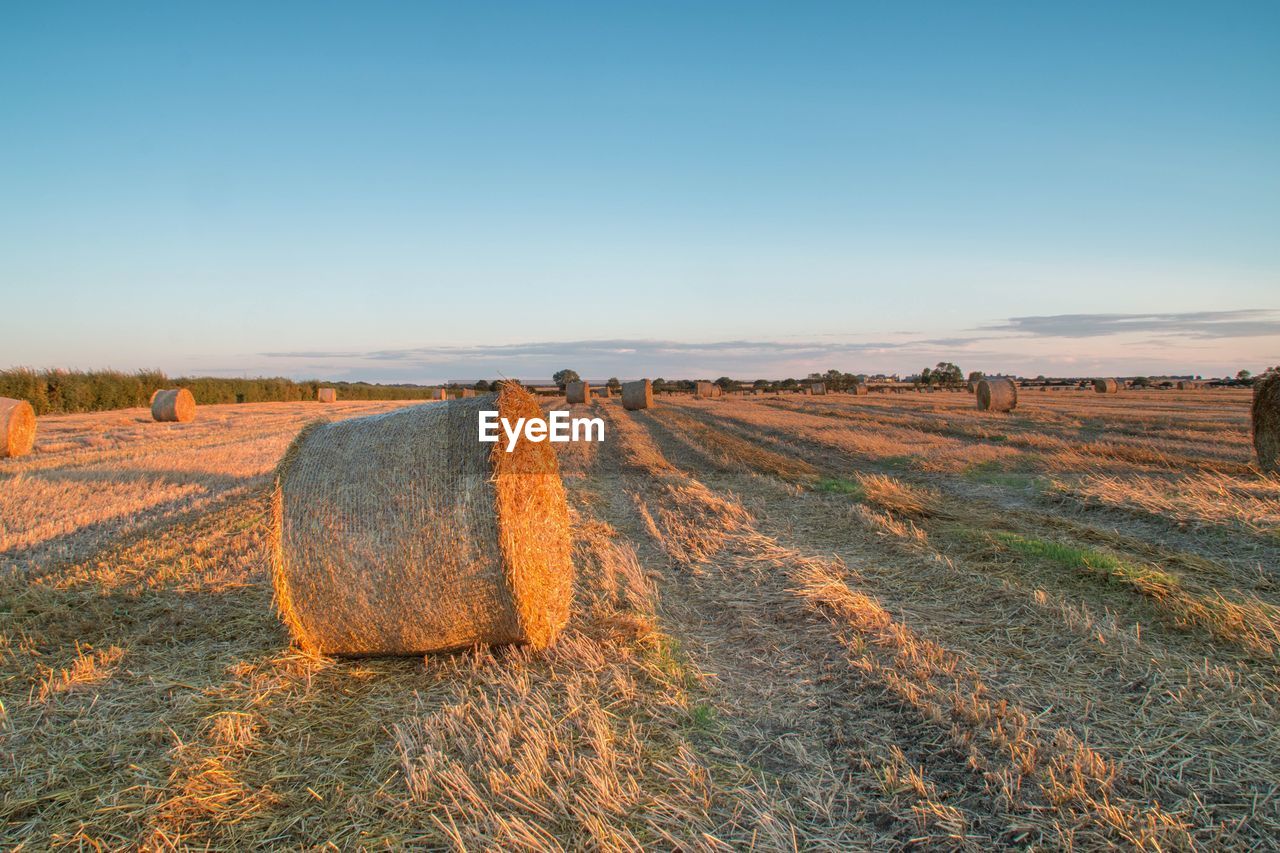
[976,378,1017,412]
[851,383,868,396]
[317,387,338,403]
[1093,378,1119,394]
[271,382,574,656]
[151,388,196,423]
[1252,373,1280,473]
[565,381,590,404]
[0,397,36,458]
[809,383,826,395]
[694,381,715,398]
[621,379,653,410]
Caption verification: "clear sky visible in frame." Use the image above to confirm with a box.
[2,1,1277,381]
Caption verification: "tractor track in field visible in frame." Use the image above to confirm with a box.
[592,405,1205,849]
[632,400,1280,845]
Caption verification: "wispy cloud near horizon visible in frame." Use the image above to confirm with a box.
[247,308,1278,382]
[979,309,1280,340]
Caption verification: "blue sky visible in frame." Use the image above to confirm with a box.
[2,1,1277,380]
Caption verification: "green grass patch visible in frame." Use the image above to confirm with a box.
[962,460,1044,492]
[687,702,721,734]
[814,477,865,498]
[988,531,1178,590]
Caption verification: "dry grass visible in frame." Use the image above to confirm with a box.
[2,389,1278,848]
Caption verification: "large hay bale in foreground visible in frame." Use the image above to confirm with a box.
[1093,378,1119,394]
[317,387,337,403]
[151,388,196,422]
[976,378,1017,412]
[1253,373,1280,474]
[272,383,574,656]
[0,397,36,458]
[622,379,653,410]
[565,381,590,403]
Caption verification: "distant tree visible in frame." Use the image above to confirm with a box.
[933,362,963,388]
[552,369,580,389]
[920,367,933,387]
[714,376,740,392]
[473,380,491,392]
[652,377,666,393]
[753,378,770,389]
[1238,369,1252,381]
[1132,376,1151,388]
[967,370,984,383]
[780,377,799,390]
[607,377,621,392]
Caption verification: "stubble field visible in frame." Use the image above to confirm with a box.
[2,389,1277,849]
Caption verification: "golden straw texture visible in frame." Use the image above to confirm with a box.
[976,378,1017,412]
[1252,373,1280,473]
[565,381,590,404]
[1093,378,1119,394]
[151,388,196,423]
[271,382,574,656]
[621,379,653,410]
[0,397,36,458]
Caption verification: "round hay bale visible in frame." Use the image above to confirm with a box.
[976,378,1017,412]
[151,388,196,423]
[317,387,337,403]
[622,379,653,410]
[1093,378,1119,394]
[0,397,36,458]
[1253,373,1280,474]
[694,381,714,398]
[565,381,590,404]
[810,382,827,396]
[272,382,574,656]
[851,383,868,396]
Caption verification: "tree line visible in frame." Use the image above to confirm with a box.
[0,368,444,415]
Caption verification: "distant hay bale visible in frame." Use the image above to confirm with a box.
[695,381,715,398]
[622,379,653,410]
[462,389,475,398]
[565,381,590,404]
[1253,373,1280,474]
[1177,380,1203,390]
[1093,378,1119,394]
[976,378,1017,412]
[598,387,613,398]
[851,383,868,396]
[436,388,448,400]
[0,397,36,458]
[272,382,574,656]
[151,388,196,423]
[810,382,827,396]
[317,387,337,403]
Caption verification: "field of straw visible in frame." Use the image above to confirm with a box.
[2,389,1278,848]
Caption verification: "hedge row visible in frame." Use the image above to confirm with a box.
[0,368,440,415]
